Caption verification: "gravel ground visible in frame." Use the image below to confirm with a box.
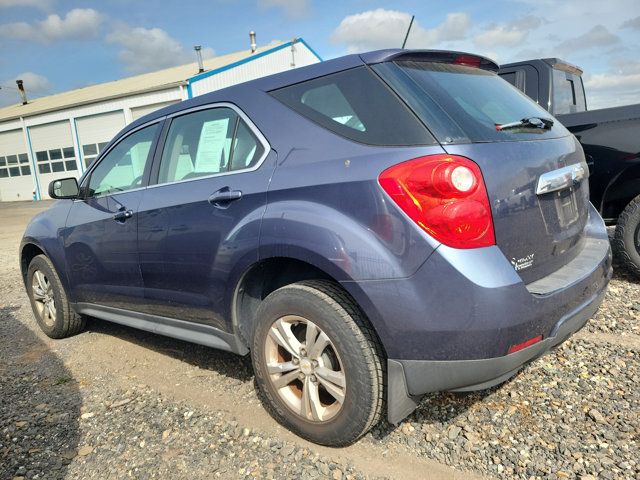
[378,339,639,479]
[0,308,374,480]
[586,233,640,337]
[64,386,373,480]
[1,201,639,480]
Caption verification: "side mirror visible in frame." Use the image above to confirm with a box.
[49,177,79,199]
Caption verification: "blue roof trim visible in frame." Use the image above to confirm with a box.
[298,38,322,62]
[185,38,321,95]
[188,41,293,85]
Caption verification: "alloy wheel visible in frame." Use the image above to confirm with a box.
[31,270,57,327]
[264,315,346,422]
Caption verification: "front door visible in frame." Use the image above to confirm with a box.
[63,122,161,310]
[137,106,273,330]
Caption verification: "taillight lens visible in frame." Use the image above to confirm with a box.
[379,154,495,249]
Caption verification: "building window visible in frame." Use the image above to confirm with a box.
[82,142,110,168]
[35,147,78,174]
[0,152,31,178]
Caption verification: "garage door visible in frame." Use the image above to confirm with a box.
[29,121,79,199]
[76,110,126,168]
[0,129,34,202]
[131,101,178,121]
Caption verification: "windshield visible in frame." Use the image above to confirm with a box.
[374,61,570,144]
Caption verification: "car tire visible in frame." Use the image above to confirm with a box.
[613,195,640,277]
[251,280,384,446]
[26,254,86,339]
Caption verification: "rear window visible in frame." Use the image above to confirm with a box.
[374,61,569,144]
[552,69,587,115]
[270,66,436,146]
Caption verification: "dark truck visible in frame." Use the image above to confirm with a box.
[499,58,640,275]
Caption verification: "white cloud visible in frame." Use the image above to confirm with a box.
[330,9,471,53]
[584,60,640,109]
[0,0,51,8]
[621,16,640,30]
[257,0,309,18]
[0,71,51,107]
[15,71,51,93]
[0,8,103,43]
[555,25,620,55]
[475,15,543,48]
[106,24,214,74]
[476,28,526,48]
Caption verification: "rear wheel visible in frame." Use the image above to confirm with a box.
[613,195,640,276]
[251,280,384,446]
[26,254,86,339]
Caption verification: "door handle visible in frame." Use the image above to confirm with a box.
[113,209,134,222]
[208,188,242,207]
[536,164,587,195]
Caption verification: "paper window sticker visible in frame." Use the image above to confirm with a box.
[194,118,230,173]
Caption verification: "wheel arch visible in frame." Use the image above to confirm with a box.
[600,164,640,222]
[231,255,387,358]
[20,239,48,286]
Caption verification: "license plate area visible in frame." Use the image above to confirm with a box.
[554,187,579,227]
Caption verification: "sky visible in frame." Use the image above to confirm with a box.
[0,0,639,110]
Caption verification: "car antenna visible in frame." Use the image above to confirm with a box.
[401,15,415,49]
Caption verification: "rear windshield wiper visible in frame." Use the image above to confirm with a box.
[495,116,554,131]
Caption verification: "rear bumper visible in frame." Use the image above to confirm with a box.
[387,280,608,423]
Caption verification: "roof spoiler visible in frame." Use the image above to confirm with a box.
[542,58,583,76]
[360,49,499,72]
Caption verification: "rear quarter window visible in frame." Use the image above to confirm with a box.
[270,66,436,146]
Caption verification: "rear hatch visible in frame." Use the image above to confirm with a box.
[372,54,590,283]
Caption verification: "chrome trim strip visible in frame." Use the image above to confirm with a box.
[536,163,586,195]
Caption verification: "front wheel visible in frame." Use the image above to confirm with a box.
[26,254,86,339]
[613,195,640,276]
[251,280,384,446]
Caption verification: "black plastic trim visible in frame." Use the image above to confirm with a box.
[74,303,248,355]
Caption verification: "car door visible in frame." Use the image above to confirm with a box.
[63,121,161,311]
[137,104,274,330]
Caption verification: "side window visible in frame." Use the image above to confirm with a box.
[552,69,577,115]
[270,66,435,146]
[300,83,365,132]
[499,72,517,87]
[87,123,158,197]
[157,107,264,184]
[499,70,526,92]
[229,120,263,171]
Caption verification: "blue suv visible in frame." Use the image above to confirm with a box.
[21,50,612,446]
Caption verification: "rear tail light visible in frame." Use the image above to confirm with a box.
[507,335,543,354]
[379,154,495,249]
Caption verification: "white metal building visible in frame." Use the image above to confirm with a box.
[0,38,321,201]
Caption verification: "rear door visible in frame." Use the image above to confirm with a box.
[137,104,273,330]
[374,59,590,283]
